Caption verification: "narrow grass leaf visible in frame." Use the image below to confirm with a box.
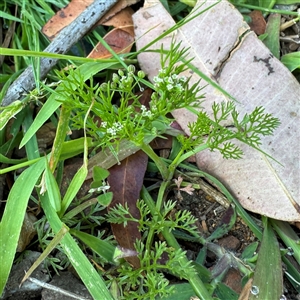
[215,282,239,300]
[0,101,23,130]
[44,159,62,212]
[49,105,70,172]
[60,164,88,217]
[70,229,116,265]
[22,105,40,160]
[249,218,283,300]
[0,158,46,294]
[263,13,281,59]
[21,224,69,285]
[162,283,196,299]
[60,137,93,161]
[40,192,113,300]
[0,11,23,22]
[270,219,300,265]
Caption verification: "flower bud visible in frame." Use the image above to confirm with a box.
[137,70,145,79]
[127,65,136,73]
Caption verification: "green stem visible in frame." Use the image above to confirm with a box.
[140,142,169,180]
[234,3,300,16]
[177,143,210,165]
[141,186,212,300]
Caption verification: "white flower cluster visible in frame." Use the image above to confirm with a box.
[153,70,187,93]
[141,105,154,118]
[102,121,123,136]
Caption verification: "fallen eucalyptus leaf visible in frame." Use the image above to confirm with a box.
[133,0,300,221]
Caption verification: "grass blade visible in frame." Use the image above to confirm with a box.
[0,158,46,295]
[249,217,283,300]
[40,191,113,300]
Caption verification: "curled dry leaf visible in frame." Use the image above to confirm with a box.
[133,0,300,221]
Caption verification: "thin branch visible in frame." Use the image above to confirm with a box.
[1,0,118,107]
[26,277,90,300]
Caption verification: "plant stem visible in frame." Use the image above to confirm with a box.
[141,186,213,300]
[140,142,169,179]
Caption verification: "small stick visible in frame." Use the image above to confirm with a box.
[1,0,118,107]
[26,277,91,300]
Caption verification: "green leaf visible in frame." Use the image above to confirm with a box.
[93,166,110,181]
[215,282,239,300]
[206,206,236,242]
[0,158,46,294]
[270,219,300,265]
[281,52,300,72]
[97,192,113,207]
[263,13,281,59]
[60,164,88,217]
[70,229,116,264]
[44,160,62,212]
[0,101,24,130]
[241,242,259,260]
[162,283,197,300]
[0,11,23,22]
[40,192,114,300]
[249,218,283,300]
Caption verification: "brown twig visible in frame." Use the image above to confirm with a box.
[1,0,118,107]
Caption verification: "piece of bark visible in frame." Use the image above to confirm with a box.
[1,0,118,107]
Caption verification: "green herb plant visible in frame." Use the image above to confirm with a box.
[45,41,280,299]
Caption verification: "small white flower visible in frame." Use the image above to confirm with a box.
[167,84,173,91]
[175,83,184,92]
[167,77,174,84]
[107,128,116,135]
[102,121,107,128]
[153,76,163,83]
[151,104,157,112]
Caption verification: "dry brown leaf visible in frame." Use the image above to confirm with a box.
[102,7,135,36]
[87,28,134,59]
[42,0,139,40]
[88,7,135,59]
[107,151,148,268]
[133,0,300,221]
[248,10,266,35]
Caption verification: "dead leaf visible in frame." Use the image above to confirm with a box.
[102,7,135,36]
[248,10,266,35]
[238,277,252,300]
[87,28,134,59]
[107,150,148,268]
[42,0,139,40]
[88,7,135,58]
[133,0,300,221]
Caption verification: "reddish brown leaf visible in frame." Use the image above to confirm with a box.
[108,150,148,268]
[42,0,138,40]
[248,10,266,35]
[87,28,134,59]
